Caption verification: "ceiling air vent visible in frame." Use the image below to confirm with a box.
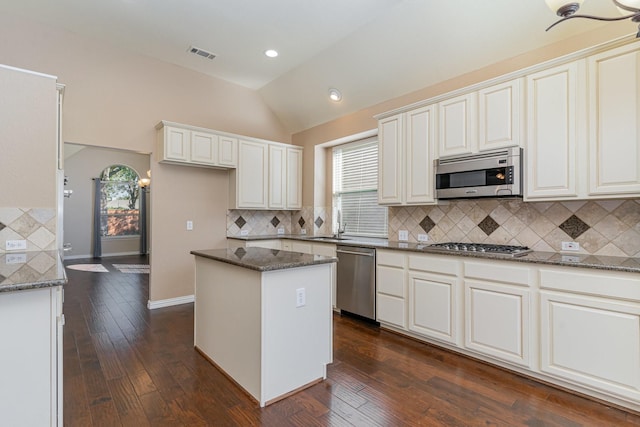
[188,46,216,60]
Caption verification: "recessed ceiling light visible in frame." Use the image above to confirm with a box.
[265,49,278,58]
[328,88,342,102]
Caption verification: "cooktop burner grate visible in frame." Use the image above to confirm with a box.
[428,242,532,257]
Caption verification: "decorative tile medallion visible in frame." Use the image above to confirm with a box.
[270,216,280,228]
[234,216,247,229]
[234,247,246,259]
[419,215,435,233]
[315,216,324,228]
[559,214,590,239]
[478,215,500,236]
[298,217,306,228]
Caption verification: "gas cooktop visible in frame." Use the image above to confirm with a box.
[427,242,532,257]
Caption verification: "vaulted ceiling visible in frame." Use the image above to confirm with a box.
[2,0,633,133]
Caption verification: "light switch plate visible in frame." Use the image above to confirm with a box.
[277,227,285,235]
[240,230,249,236]
[186,220,193,231]
[300,229,307,235]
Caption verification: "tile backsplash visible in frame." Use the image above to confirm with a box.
[389,199,640,257]
[0,208,57,253]
[227,207,333,237]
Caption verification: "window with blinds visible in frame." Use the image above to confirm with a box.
[332,137,388,237]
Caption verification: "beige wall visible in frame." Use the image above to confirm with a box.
[63,144,150,258]
[0,16,289,302]
[292,25,632,208]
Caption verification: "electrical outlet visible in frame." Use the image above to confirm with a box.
[277,227,285,235]
[301,229,307,235]
[418,234,429,242]
[296,288,306,308]
[561,255,580,263]
[186,220,193,231]
[5,240,26,251]
[5,253,26,264]
[398,230,408,241]
[240,230,249,236]
[561,241,580,251]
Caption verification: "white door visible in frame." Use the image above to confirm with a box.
[438,92,477,157]
[478,79,523,151]
[268,144,286,209]
[218,136,238,168]
[286,147,303,209]
[408,272,458,345]
[378,114,403,205]
[405,106,436,204]
[190,131,217,165]
[164,126,190,162]
[237,140,268,209]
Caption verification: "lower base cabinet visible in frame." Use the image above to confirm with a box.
[375,252,640,412]
[0,286,63,426]
[540,290,640,402]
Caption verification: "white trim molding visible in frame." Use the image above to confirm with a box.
[147,295,195,310]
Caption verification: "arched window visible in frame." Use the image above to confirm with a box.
[99,165,140,237]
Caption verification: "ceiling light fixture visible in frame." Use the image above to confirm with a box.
[545,0,640,37]
[264,49,278,58]
[328,88,342,102]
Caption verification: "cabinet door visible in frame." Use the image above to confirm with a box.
[378,114,403,205]
[191,131,217,165]
[286,147,303,209]
[218,136,238,168]
[588,44,640,197]
[438,92,477,157]
[478,79,522,151]
[465,281,530,367]
[540,291,640,401]
[405,106,436,204]
[163,126,190,162]
[377,264,406,328]
[237,140,268,209]
[268,144,286,209]
[525,62,580,200]
[409,272,458,345]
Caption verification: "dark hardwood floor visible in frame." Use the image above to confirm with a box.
[63,255,640,426]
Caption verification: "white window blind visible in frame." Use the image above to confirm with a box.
[333,137,388,237]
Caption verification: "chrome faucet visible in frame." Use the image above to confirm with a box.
[335,222,347,238]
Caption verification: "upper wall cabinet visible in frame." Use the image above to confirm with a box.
[378,106,437,206]
[156,121,238,169]
[230,139,303,210]
[524,61,583,200]
[438,92,477,157]
[478,79,524,152]
[587,43,640,197]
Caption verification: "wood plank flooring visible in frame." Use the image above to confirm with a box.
[63,255,640,426]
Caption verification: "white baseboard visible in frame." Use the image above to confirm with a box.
[147,295,195,310]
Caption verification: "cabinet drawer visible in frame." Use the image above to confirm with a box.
[377,265,405,297]
[312,243,336,257]
[409,254,458,275]
[464,260,531,286]
[540,268,640,301]
[377,294,406,329]
[377,250,405,268]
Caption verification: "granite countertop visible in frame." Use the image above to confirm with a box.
[227,235,640,274]
[191,247,337,272]
[0,251,67,293]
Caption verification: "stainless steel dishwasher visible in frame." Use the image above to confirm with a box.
[336,245,376,321]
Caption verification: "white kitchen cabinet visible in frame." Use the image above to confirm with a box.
[587,43,640,198]
[269,144,286,209]
[463,260,531,367]
[291,241,313,254]
[376,250,407,329]
[0,286,63,426]
[540,290,640,402]
[231,140,269,209]
[407,254,460,345]
[525,61,583,200]
[286,147,303,209]
[478,78,523,152]
[218,135,238,168]
[378,106,437,206]
[438,92,477,157]
[156,121,238,169]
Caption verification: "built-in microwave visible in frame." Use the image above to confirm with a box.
[435,147,522,199]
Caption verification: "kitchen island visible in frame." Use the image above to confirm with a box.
[191,247,336,407]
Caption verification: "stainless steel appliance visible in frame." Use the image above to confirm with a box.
[427,242,532,257]
[435,147,522,199]
[336,246,376,320]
